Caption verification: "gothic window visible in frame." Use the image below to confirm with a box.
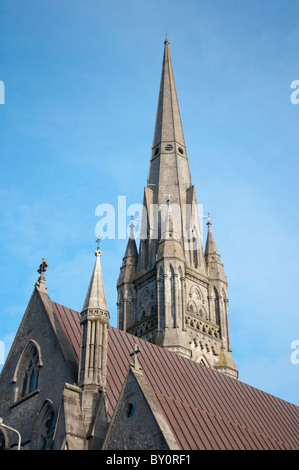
[41,407,56,450]
[13,340,42,402]
[126,288,135,328]
[31,401,56,450]
[170,265,175,327]
[193,247,198,268]
[214,287,220,325]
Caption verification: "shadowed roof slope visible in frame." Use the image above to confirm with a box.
[52,301,299,450]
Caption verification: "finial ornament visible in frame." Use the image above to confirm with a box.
[129,216,135,239]
[164,34,169,45]
[37,258,49,278]
[207,212,212,227]
[36,258,49,290]
[95,237,102,256]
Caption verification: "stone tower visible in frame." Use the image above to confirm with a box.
[78,244,110,390]
[117,38,238,379]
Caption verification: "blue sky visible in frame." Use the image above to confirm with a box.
[0,0,298,406]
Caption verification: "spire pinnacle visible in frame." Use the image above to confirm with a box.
[204,215,219,256]
[82,242,108,312]
[78,242,110,389]
[204,217,227,281]
[152,37,185,150]
[123,217,138,261]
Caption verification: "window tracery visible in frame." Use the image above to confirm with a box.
[13,340,42,402]
[31,401,56,450]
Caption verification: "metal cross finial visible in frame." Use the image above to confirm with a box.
[96,236,102,250]
[95,237,102,256]
[207,212,212,227]
[130,344,141,368]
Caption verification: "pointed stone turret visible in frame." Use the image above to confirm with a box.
[152,36,186,151]
[117,219,137,331]
[123,218,138,262]
[62,243,110,450]
[204,217,226,282]
[82,247,108,312]
[78,244,110,390]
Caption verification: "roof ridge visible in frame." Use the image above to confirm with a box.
[153,390,294,450]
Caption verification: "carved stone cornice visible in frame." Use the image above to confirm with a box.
[80,308,110,324]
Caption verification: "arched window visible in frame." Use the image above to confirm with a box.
[41,406,56,450]
[13,340,42,402]
[170,265,175,327]
[31,401,56,450]
[22,346,39,396]
[214,287,220,325]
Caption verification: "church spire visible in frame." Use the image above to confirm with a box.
[146,38,198,259]
[152,36,185,149]
[117,41,238,378]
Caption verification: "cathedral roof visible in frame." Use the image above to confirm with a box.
[52,300,299,450]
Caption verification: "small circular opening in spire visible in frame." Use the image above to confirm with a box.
[165,144,173,151]
[154,147,160,156]
[178,147,184,155]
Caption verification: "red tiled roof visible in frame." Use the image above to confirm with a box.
[52,302,81,360]
[52,301,299,450]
